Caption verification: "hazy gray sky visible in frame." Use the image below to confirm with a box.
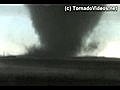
[78,4,120,58]
[0,4,40,56]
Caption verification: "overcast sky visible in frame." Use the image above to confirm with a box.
[0,4,40,56]
[78,4,120,58]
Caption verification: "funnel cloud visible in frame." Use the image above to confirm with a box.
[28,4,102,57]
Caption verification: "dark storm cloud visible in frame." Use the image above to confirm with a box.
[27,4,103,57]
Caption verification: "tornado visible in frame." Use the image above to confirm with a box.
[27,4,103,57]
